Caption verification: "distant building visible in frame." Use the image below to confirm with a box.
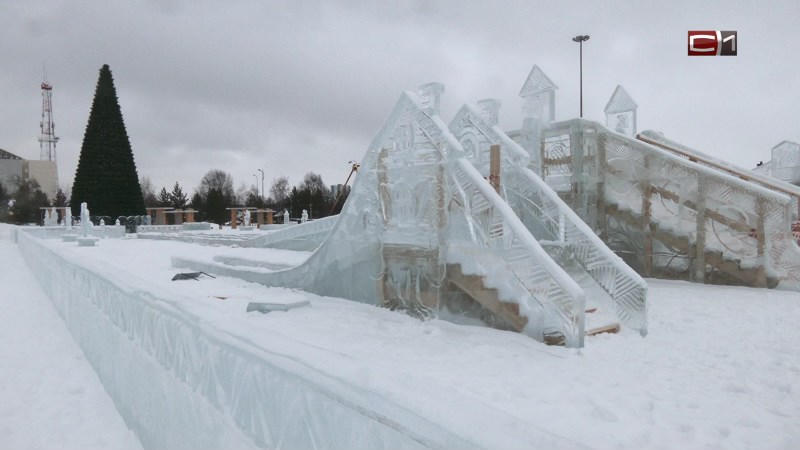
[0,147,58,199]
[330,184,350,199]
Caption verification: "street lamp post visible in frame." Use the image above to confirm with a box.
[252,173,259,199]
[572,34,590,118]
[257,168,264,203]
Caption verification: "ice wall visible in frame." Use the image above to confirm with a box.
[17,231,477,449]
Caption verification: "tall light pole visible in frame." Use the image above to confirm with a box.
[252,173,259,200]
[257,168,264,203]
[572,34,590,118]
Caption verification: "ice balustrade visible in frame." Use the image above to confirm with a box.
[541,119,800,290]
[450,102,647,335]
[173,85,587,346]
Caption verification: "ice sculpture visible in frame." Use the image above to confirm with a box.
[44,207,58,226]
[77,202,98,246]
[244,210,251,227]
[301,209,308,223]
[175,83,588,346]
[604,85,637,136]
[283,209,290,225]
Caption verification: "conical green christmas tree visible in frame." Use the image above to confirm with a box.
[70,64,145,218]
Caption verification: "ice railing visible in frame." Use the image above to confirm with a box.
[243,214,338,250]
[637,130,800,222]
[504,169,647,333]
[544,119,800,289]
[449,103,646,335]
[448,158,586,347]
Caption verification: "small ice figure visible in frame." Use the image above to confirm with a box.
[244,210,251,227]
[44,207,57,226]
[301,209,308,223]
[80,203,91,238]
[283,209,290,224]
[100,218,105,227]
[115,218,121,226]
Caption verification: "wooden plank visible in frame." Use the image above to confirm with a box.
[490,144,501,194]
[446,264,528,332]
[586,323,620,336]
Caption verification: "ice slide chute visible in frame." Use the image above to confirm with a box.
[240,214,338,251]
[540,119,800,290]
[175,85,593,346]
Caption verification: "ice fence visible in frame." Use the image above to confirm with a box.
[16,230,493,449]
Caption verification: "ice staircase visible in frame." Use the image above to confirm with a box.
[540,119,800,290]
[448,103,647,337]
[174,84,600,347]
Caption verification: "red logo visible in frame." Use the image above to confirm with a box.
[688,30,737,56]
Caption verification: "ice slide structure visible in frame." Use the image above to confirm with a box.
[175,84,648,348]
[538,119,800,290]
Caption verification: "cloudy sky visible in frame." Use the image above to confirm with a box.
[1,0,798,197]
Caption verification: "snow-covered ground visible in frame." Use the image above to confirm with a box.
[0,225,142,450]
[3,225,800,449]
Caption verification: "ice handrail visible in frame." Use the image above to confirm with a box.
[449,157,587,346]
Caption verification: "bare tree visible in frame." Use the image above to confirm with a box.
[299,172,330,197]
[270,176,290,204]
[198,170,235,203]
[140,176,158,207]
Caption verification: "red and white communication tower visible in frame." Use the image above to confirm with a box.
[38,74,60,162]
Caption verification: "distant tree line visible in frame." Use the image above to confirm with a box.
[138,169,351,227]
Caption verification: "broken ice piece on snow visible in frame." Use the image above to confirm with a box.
[246,300,310,314]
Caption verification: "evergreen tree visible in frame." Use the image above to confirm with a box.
[8,178,49,224]
[70,64,145,218]
[157,187,171,207]
[190,191,204,215]
[170,182,188,209]
[205,188,227,226]
[0,181,8,222]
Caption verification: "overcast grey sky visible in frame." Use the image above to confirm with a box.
[1,0,798,196]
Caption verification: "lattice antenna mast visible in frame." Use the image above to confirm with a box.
[38,68,60,162]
